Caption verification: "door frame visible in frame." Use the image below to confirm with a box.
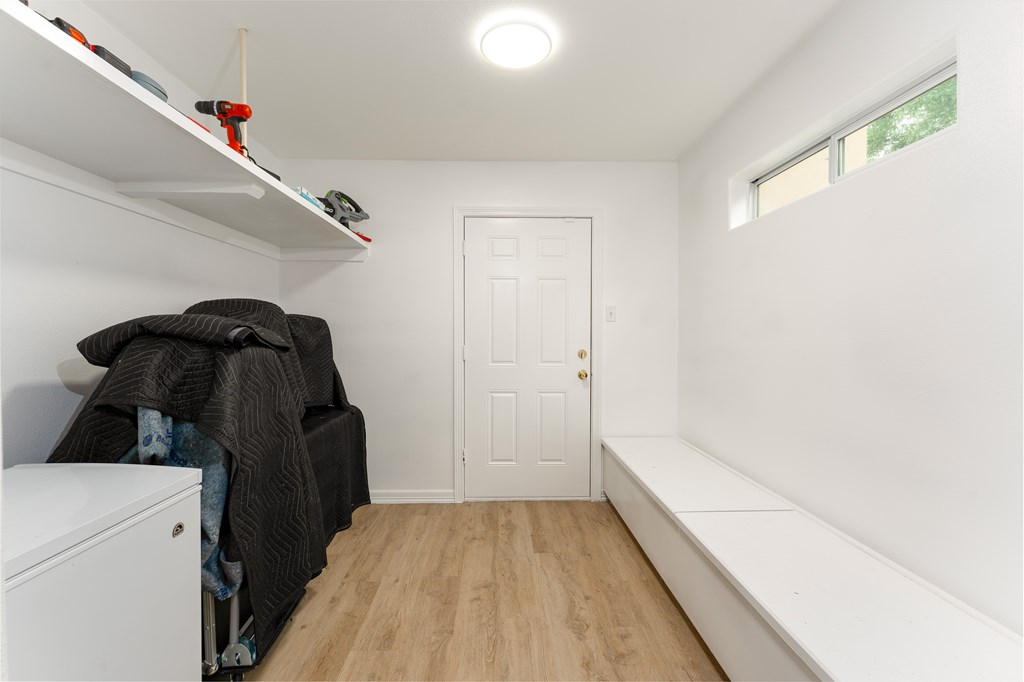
[453,207,605,502]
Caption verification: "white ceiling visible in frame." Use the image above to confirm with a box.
[84,0,840,161]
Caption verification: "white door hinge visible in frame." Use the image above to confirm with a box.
[462,449,466,464]
[462,240,467,256]
[462,345,467,361]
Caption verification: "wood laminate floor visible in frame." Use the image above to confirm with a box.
[248,501,725,681]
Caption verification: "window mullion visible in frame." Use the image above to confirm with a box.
[828,135,840,184]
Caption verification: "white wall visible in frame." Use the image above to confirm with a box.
[0,145,280,468]
[1,1,286,468]
[676,0,1022,633]
[279,160,678,499]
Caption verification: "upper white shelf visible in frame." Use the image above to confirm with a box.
[0,0,368,255]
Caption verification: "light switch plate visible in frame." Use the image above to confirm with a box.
[606,306,617,322]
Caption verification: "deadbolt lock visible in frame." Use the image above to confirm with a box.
[578,370,589,380]
[578,349,588,360]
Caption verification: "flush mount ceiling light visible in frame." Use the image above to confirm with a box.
[481,23,551,69]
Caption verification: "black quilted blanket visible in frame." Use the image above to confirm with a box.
[49,302,329,651]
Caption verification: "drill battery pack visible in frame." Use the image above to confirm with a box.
[50,17,90,48]
[91,45,132,78]
[47,17,132,79]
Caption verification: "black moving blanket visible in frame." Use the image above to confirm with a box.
[49,302,331,651]
[286,313,370,538]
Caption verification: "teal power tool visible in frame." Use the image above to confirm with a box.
[319,190,371,242]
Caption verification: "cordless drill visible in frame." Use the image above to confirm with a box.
[194,100,252,156]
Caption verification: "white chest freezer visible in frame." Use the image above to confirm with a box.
[3,463,202,681]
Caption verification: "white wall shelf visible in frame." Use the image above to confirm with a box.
[0,0,368,259]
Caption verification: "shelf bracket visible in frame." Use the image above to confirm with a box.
[115,182,266,200]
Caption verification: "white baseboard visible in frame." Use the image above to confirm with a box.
[370,489,455,504]
[369,491,608,504]
[464,496,592,501]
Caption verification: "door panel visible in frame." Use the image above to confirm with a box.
[489,278,519,364]
[538,278,568,365]
[537,391,568,464]
[464,216,591,498]
[489,391,518,464]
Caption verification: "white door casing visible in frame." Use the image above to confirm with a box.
[463,216,592,499]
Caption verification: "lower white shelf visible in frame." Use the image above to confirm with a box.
[1,139,369,262]
[115,177,360,250]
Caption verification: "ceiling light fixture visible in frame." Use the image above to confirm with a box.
[481,23,551,69]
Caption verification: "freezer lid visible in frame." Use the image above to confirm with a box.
[2,463,202,579]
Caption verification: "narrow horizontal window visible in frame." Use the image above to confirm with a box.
[838,74,957,176]
[748,60,957,221]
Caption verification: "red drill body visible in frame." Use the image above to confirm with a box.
[194,100,252,155]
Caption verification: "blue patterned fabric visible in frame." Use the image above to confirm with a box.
[120,407,242,600]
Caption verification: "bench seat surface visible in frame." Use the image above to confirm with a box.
[601,436,790,512]
[681,509,1023,681]
[602,437,1023,681]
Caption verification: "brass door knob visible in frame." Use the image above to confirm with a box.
[578,370,589,380]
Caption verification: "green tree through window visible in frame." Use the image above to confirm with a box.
[866,76,957,160]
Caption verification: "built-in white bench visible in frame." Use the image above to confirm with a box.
[601,437,1023,681]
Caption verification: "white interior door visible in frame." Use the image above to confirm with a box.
[464,216,591,498]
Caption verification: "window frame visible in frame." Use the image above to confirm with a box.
[750,59,958,219]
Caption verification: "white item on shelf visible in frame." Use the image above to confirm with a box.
[292,186,327,211]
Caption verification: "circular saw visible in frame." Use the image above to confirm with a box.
[319,190,372,242]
